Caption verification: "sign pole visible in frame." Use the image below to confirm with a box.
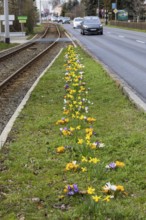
[4,0,10,43]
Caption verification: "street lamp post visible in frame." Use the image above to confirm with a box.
[98,0,100,17]
[40,0,42,24]
[115,0,117,21]
[4,0,10,43]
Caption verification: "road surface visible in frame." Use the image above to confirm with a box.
[64,24,146,105]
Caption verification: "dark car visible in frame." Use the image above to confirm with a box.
[80,16,103,35]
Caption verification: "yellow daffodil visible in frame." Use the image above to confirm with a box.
[78,139,84,144]
[80,115,84,120]
[76,125,81,130]
[70,127,75,132]
[81,167,87,172]
[90,143,96,149]
[115,161,125,167]
[116,185,124,192]
[87,187,95,195]
[89,157,100,164]
[65,161,79,171]
[81,156,88,162]
[56,146,65,153]
[92,195,101,202]
[103,196,111,202]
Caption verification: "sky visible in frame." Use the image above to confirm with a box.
[36,0,53,10]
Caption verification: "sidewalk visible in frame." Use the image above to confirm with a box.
[0,32,29,44]
[10,36,29,44]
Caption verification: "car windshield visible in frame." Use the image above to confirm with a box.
[75,18,83,21]
[84,19,100,24]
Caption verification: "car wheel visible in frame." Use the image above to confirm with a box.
[100,31,103,35]
[82,30,85,35]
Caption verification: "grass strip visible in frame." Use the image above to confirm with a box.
[0,42,18,51]
[0,46,146,220]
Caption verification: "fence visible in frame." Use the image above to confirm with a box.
[109,21,146,31]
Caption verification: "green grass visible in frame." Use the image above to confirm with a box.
[107,24,146,33]
[1,46,146,219]
[0,24,44,48]
[0,42,18,51]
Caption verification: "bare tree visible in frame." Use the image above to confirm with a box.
[132,0,145,21]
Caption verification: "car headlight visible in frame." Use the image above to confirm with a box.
[99,24,103,27]
[83,25,88,29]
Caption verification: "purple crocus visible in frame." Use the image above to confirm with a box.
[67,190,75,196]
[64,84,69,90]
[109,162,116,169]
[73,184,79,193]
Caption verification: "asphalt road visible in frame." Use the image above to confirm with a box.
[64,24,146,104]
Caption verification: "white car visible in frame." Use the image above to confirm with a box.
[73,17,83,29]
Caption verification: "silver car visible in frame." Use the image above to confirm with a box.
[73,17,83,29]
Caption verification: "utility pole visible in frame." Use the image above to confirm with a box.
[4,0,10,43]
[115,0,117,22]
[40,0,42,24]
[98,0,100,17]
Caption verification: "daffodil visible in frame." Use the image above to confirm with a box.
[56,146,65,153]
[81,167,87,172]
[115,161,125,167]
[92,195,101,202]
[81,156,88,162]
[89,157,100,164]
[65,161,79,171]
[87,187,95,195]
[116,185,124,192]
[76,125,81,130]
[78,139,84,144]
[103,195,111,202]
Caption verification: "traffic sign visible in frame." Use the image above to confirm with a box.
[0,15,15,21]
[2,21,13,25]
[113,9,118,14]
[18,16,27,20]
[19,20,27,23]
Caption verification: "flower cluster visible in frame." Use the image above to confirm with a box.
[54,45,126,205]
[64,184,79,196]
[105,161,125,169]
[103,182,124,193]
[56,118,69,125]
[81,156,100,164]
[65,161,79,171]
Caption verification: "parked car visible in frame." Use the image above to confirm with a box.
[80,16,103,35]
[51,16,58,22]
[73,17,83,29]
[57,16,64,23]
[62,17,70,24]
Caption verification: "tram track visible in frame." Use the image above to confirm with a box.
[0,23,71,146]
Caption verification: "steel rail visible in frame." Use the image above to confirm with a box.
[0,25,50,61]
[0,24,61,91]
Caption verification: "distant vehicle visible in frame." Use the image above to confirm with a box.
[57,16,64,23]
[73,17,83,29]
[80,16,103,35]
[62,17,70,24]
[51,16,58,22]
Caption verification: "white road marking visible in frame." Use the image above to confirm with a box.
[119,35,124,38]
[136,40,145,44]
